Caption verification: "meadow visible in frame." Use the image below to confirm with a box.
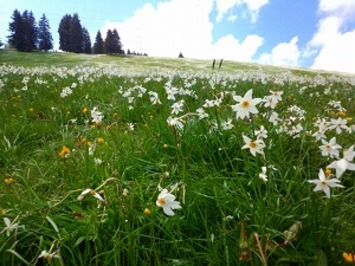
[0,49,354,265]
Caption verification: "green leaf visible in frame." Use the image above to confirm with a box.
[315,250,328,266]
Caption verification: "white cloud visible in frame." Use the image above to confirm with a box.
[306,0,355,72]
[258,36,300,66]
[318,0,355,18]
[211,34,264,61]
[311,29,355,73]
[101,0,263,61]
[215,0,269,22]
[308,16,342,47]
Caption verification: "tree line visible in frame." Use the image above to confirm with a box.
[5,9,145,55]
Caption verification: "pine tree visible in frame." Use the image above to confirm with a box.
[112,29,124,54]
[82,27,91,54]
[22,10,37,52]
[104,29,114,54]
[8,9,23,50]
[104,29,124,54]
[58,14,72,52]
[8,9,38,52]
[58,13,86,53]
[38,14,53,51]
[70,13,84,53]
[93,31,104,54]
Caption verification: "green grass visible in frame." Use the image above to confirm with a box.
[0,49,354,265]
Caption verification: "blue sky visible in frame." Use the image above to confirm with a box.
[1,0,355,73]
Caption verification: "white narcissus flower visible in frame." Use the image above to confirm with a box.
[78,189,104,202]
[259,166,268,182]
[221,119,234,130]
[91,107,103,124]
[308,169,344,198]
[231,89,262,119]
[268,111,279,125]
[327,145,355,178]
[196,108,209,120]
[263,90,283,109]
[171,100,184,115]
[328,118,348,134]
[38,250,60,261]
[241,135,266,156]
[254,125,268,139]
[156,189,182,216]
[319,137,342,158]
[1,217,20,237]
[167,116,184,130]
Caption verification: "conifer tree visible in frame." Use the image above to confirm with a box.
[70,13,84,53]
[58,14,72,52]
[8,9,23,49]
[104,29,114,54]
[93,31,104,54]
[82,27,91,54]
[104,29,124,54]
[38,14,53,51]
[112,29,124,54]
[8,9,38,52]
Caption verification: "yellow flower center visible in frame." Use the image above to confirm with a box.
[158,198,166,205]
[249,142,257,148]
[241,100,250,108]
[325,169,332,177]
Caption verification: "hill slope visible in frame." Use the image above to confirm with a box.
[1,48,347,77]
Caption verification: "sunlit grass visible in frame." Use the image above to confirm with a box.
[0,50,354,265]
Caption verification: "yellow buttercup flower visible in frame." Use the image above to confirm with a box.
[343,252,355,263]
[82,107,88,114]
[97,137,105,144]
[58,145,71,158]
[143,208,151,215]
[4,177,14,185]
[337,111,346,117]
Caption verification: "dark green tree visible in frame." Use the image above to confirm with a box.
[58,14,72,51]
[58,13,86,53]
[112,29,124,54]
[8,9,23,50]
[8,9,37,52]
[38,14,53,51]
[82,27,91,54]
[104,29,114,54]
[22,10,37,51]
[70,13,84,53]
[104,29,124,54]
[93,30,104,54]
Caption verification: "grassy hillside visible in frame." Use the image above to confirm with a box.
[0,48,354,265]
[0,47,328,76]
